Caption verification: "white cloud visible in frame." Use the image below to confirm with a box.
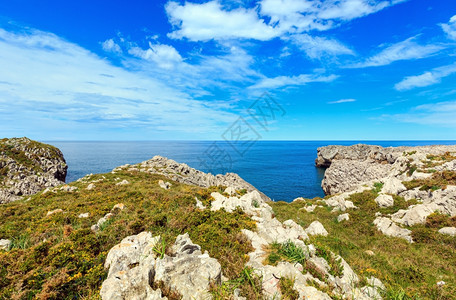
[101,38,122,54]
[441,14,456,40]
[287,34,355,59]
[0,28,239,139]
[128,42,183,69]
[348,37,444,68]
[328,98,356,104]
[249,73,338,90]
[165,1,278,41]
[395,63,456,91]
[386,100,456,126]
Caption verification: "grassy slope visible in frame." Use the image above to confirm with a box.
[271,189,456,300]
[0,170,256,299]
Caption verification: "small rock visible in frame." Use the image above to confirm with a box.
[112,203,125,211]
[46,209,64,216]
[115,179,129,186]
[364,250,375,256]
[78,213,90,218]
[305,221,328,236]
[0,239,11,251]
[437,281,446,287]
[86,183,95,190]
[337,213,349,222]
[195,197,206,209]
[224,187,236,196]
[158,180,171,190]
[375,194,394,208]
[438,227,456,236]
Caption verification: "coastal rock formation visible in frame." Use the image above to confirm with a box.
[0,137,67,204]
[316,144,456,242]
[112,155,270,201]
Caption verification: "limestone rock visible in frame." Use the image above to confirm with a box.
[154,233,221,300]
[113,155,270,201]
[195,197,206,209]
[337,213,349,222]
[381,177,406,195]
[46,209,64,216]
[158,180,171,190]
[438,227,456,236]
[224,186,236,196]
[373,217,413,243]
[78,212,89,218]
[0,239,11,251]
[0,137,67,204]
[375,194,394,208]
[116,179,130,186]
[86,183,95,190]
[305,221,328,236]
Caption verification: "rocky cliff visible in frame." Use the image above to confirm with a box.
[316,144,456,243]
[0,137,67,203]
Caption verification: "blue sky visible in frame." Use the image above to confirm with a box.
[0,0,456,140]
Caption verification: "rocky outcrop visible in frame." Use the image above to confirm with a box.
[112,155,270,201]
[101,232,221,300]
[317,144,456,242]
[316,144,456,195]
[0,137,67,204]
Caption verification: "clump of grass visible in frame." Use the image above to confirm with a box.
[211,267,262,299]
[425,212,456,228]
[265,240,307,266]
[279,277,299,300]
[373,182,384,194]
[403,170,456,191]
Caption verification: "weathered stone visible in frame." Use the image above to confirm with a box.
[438,227,456,236]
[337,213,349,222]
[158,180,171,190]
[86,183,95,190]
[78,212,89,218]
[224,186,236,196]
[46,209,63,216]
[0,137,67,204]
[375,194,394,208]
[305,221,328,236]
[373,217,413,243]
[154,233,221,300]
[116,179,130,186]
[0,239,11,251]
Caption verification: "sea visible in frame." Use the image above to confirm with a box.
[46,141,456,202]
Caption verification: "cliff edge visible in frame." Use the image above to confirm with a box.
[0,137,67,203]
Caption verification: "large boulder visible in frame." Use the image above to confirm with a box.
[0,137,67,203]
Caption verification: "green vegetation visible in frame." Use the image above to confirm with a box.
[271,191,456,300]
[373,182,384,193]
[210,267,262,299]
[403,170,456,191]
[0,170,256,299]
[279,277,299,300]
[265,240,307,266]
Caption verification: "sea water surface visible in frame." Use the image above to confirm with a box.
[47,141,456,202]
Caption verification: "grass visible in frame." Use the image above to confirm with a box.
[279,277,299,299]
[210,267,263,299]
[403,170,456,191]
[265,240,307,266]
[0,170,257,299]
[270,191,456,300]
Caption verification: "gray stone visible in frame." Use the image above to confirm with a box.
[375,194,394,208]
[373,217,413,243]
[305,221,328,236]
[116,179,130,186]
[78,212,89,218]
[158,180,171,190]
[0,239,11,251]
[337,213,350,222]
[86,183,95,190]
[438,227,456,236]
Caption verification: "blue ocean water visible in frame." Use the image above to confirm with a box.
[47,141,456,202]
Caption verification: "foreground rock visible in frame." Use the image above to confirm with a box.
[101,232,221,300]
[0,137,67,204]
[112,155,270,201]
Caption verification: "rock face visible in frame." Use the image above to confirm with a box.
[316,143,456,242]
[101,232,221,300]
[112,155,270,201]
[0,137,67,204]
[316,144,456,195]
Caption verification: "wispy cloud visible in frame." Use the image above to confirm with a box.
[286,34,355,59]
[347,37,444,68]
[128,42,183,69]
[328,98,356,104]
[441,15,456,41]
[249,73,338,90]
[0,27,240,139]
[394,63,456,91]
[101,39,122,54]
[384,100,456,126]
